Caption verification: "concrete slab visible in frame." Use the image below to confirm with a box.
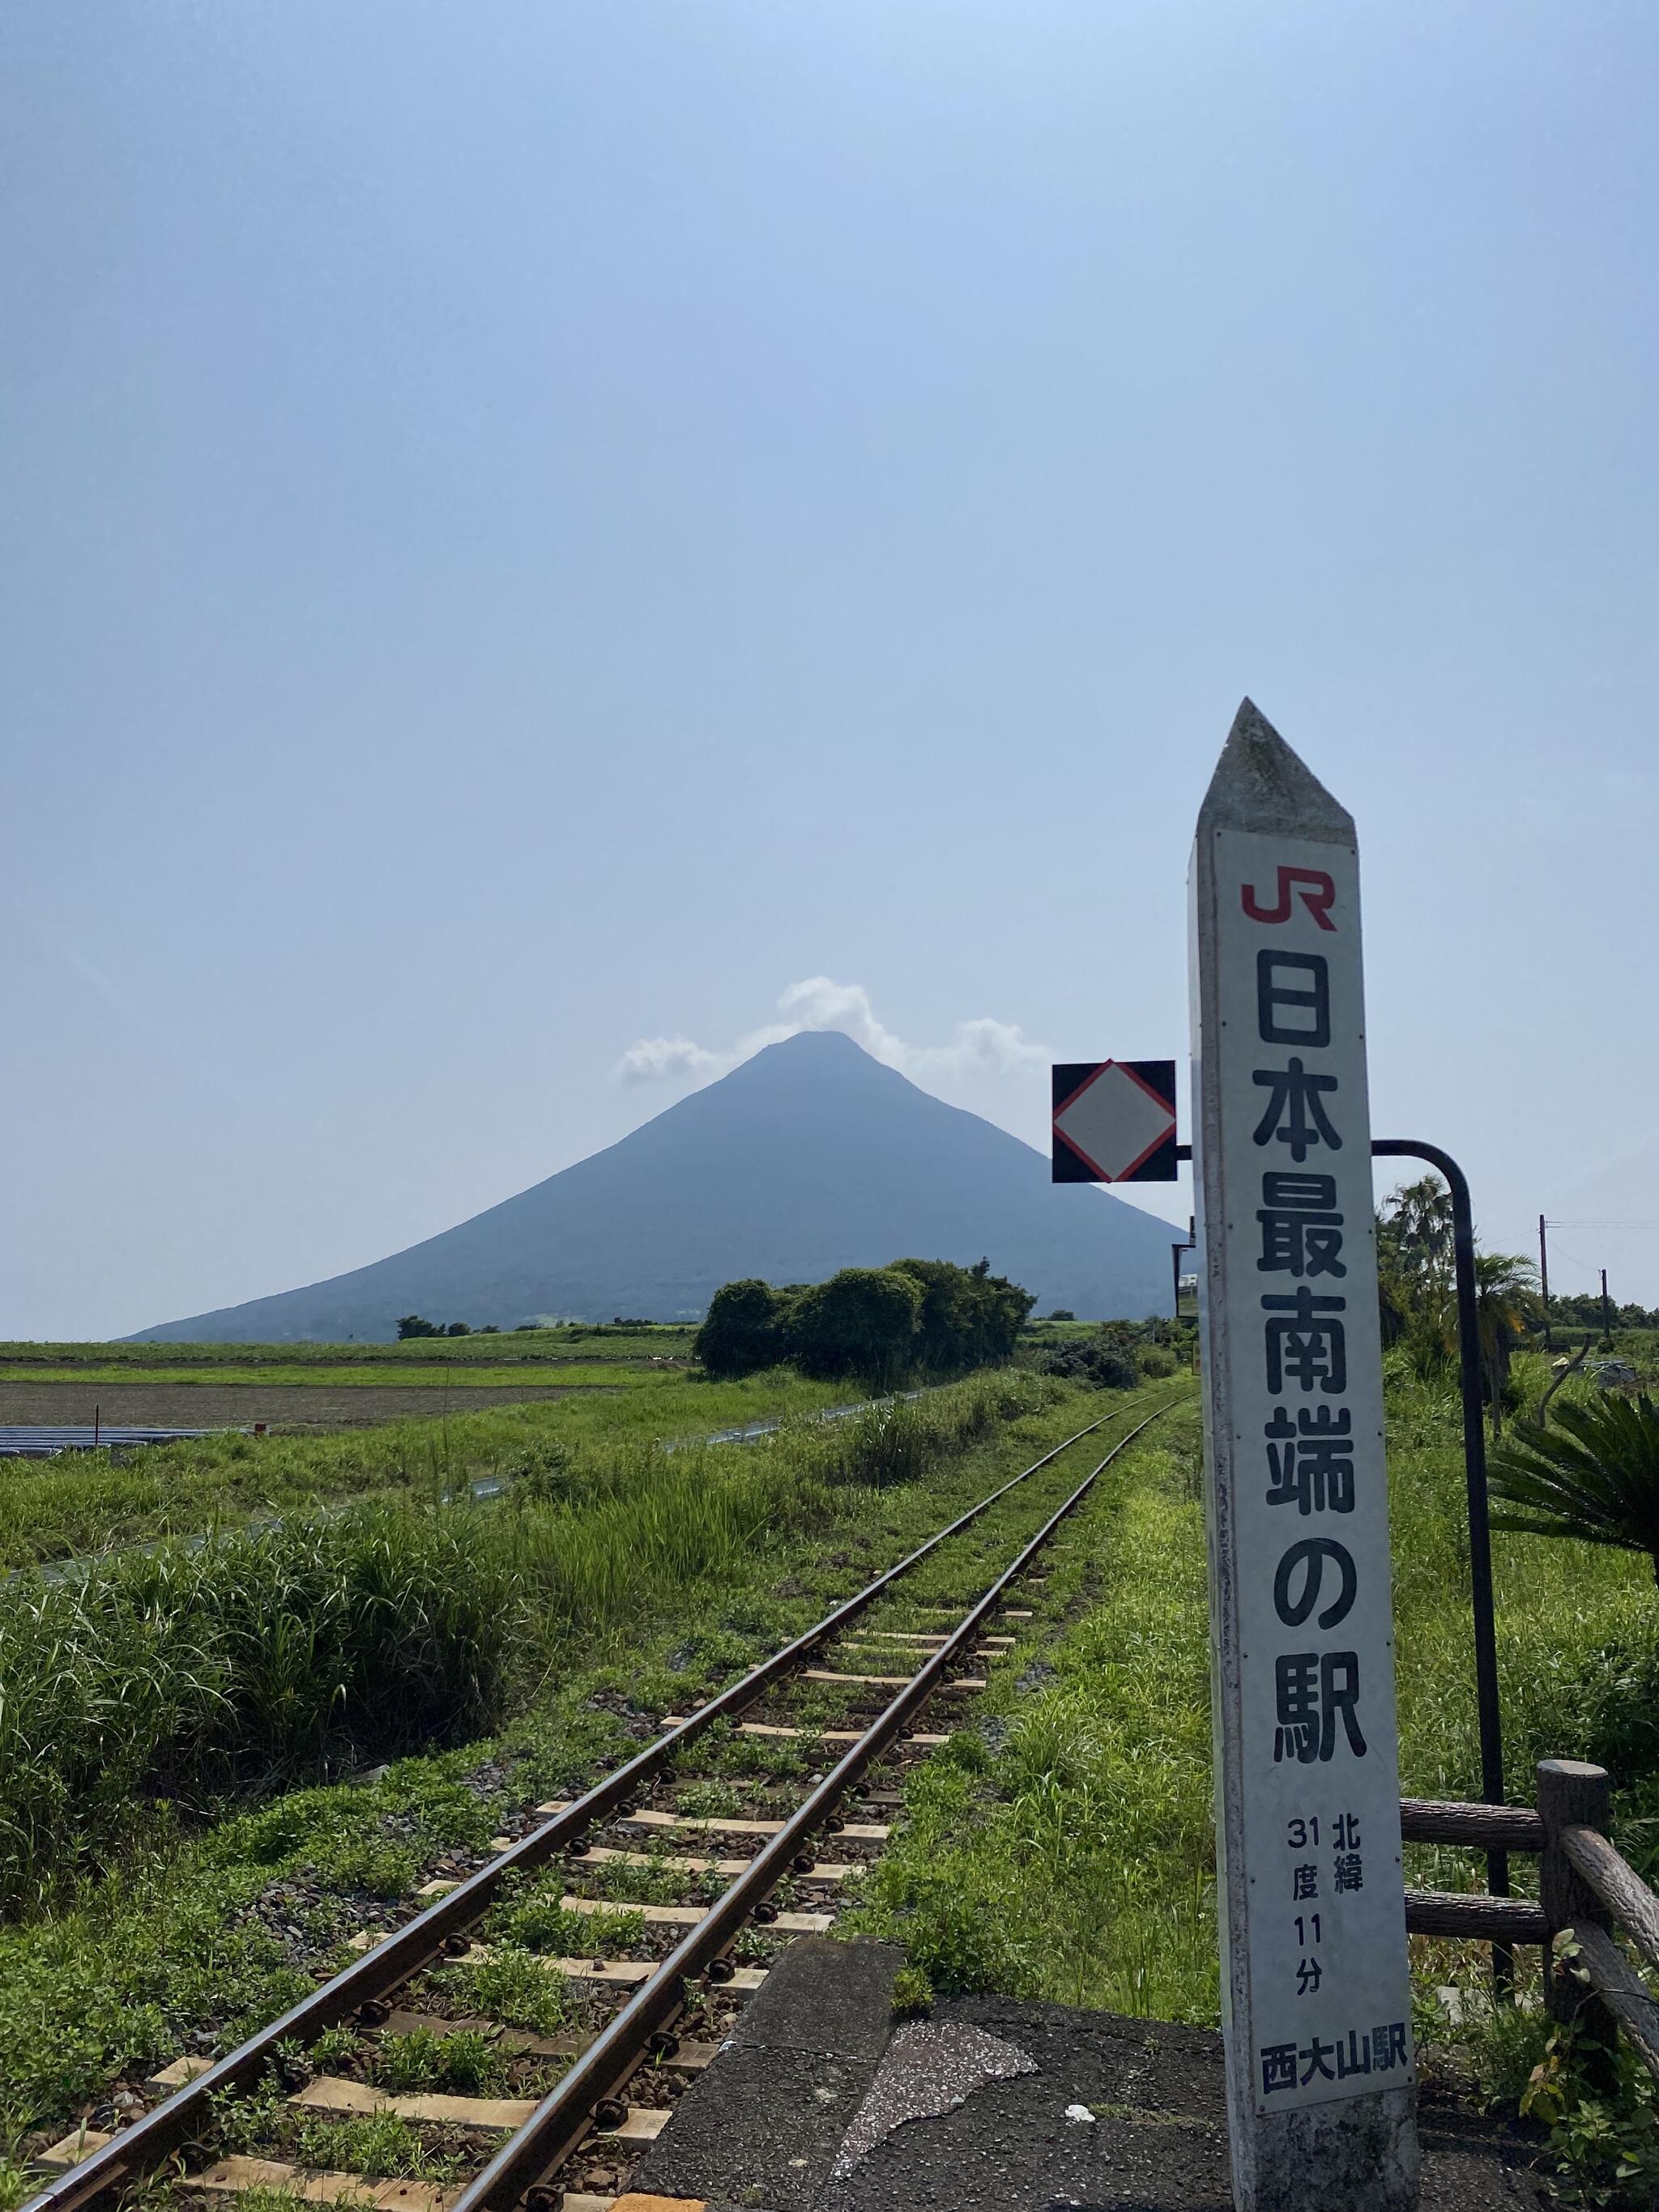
[728,1937,904,2062]
[815,1996,1552,2212]
[625,1946,1550,2211]
[629,1940,904,2210]
[635,2044,877,2211]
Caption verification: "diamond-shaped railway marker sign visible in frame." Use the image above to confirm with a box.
[1051,1059,1178,1183]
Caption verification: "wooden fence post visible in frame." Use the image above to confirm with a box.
[1538,1759,1612,2026]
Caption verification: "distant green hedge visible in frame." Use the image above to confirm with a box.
[695,1257,1032,1387]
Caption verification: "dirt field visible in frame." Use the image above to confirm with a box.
[0,1381,612,1430]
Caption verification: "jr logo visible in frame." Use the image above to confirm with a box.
[1242,866,1336,931]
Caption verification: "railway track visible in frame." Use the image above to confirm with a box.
[24,1395,1179,2212]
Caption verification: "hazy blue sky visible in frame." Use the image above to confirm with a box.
[4,2,1656,1339]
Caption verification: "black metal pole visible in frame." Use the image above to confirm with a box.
[1373,1138,1511,1980]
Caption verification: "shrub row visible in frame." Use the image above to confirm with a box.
[696,1258,1033,1385]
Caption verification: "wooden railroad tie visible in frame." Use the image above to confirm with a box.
[454,1944,767,1994]
[656,1717,947,1748]
[842,1632,1015,1649]
[192,2157,453,2210]
[344,1929,770,1993]
[288,2077,537,2131]
[559,1893,834,1935]
[530,1805,889,1842]
[800,1669,985,1691]
[579,1845,855,1883]
[34,2129,115,2174]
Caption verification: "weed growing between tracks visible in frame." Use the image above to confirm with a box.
[845,1402,1217,2019]
[0,1369,1136,2171]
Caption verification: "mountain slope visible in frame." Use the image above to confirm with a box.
[132,1032,1183,1340]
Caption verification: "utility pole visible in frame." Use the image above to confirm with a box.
[1601,1268,1614,1349]
[1538,1216,1552,1350]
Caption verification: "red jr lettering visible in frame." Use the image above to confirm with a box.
[1242,866,1336,931]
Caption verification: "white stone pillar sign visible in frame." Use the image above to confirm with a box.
[1190,702,1418,2210]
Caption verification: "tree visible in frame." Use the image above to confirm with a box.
[889,1258,1033,1374]
[1490,1393,1659,1585]
[1473,1252,1539,1434]
[695,1259,1032,1383]
[1377,1177,1455,1291]
[1374,1182,1537,1416]
[694,1279,791,1378]
[396,1315,441,1340]
[1046,1310,1076,1323]
[446,1320,471,1337]
[786,1268,923,1387]
[1375,1178,1456,1374]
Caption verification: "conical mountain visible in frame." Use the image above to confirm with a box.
[131,1032,1183,1341]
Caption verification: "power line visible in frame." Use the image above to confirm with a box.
[1542,1220,1659,1233]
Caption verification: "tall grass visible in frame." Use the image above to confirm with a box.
[501,1370,1051,1646]
[0,1367,859,1570]
[0,1370,1051,1916]
[0,1511,512,1917]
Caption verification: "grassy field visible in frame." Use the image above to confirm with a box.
[0,1362,676,1389]
[0,1328,697,1370]
[847,1355,1659,2193]
[0,1369,1160,2183]
[8,1337,1654,2194]
[0,1367,870,1569]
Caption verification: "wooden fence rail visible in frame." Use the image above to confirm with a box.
[1399,1758,1659,2084]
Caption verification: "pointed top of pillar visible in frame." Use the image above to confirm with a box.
[1196,698,1353,845]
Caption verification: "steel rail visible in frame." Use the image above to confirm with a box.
[454,1402,1177,2212]
[21,1398,1145,2212]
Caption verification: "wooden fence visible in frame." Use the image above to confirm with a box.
[1401,1758,1659,2074]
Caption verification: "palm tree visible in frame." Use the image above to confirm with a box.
[1473,1251,1540,1434]
[1375,1178,1461,1379]
[1377,1177,1456,1293]
[1489,1392,1659,1585]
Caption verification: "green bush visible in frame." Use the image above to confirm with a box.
[697,1258,1034,1385]
[786,1268,924,1387]
[1044,1324,1142,1391]
[695,1279,791,1378]
[0,1509,512,1916]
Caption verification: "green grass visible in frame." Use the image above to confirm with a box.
[371,2026,506,2097]
[844,1404,1216,2019]
[851,1364,1659,2039]
[0,1509,514,1916]
[0,1369,1145,2159]
[0,1367,861,1569]
[486,1877,643,1956]
[0,1328,698,1370]
[0,1363,659,1389]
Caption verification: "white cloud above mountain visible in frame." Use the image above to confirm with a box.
[615,977,1048,1090]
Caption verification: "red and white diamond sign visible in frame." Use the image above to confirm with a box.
[1051,1059,1178,1183]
